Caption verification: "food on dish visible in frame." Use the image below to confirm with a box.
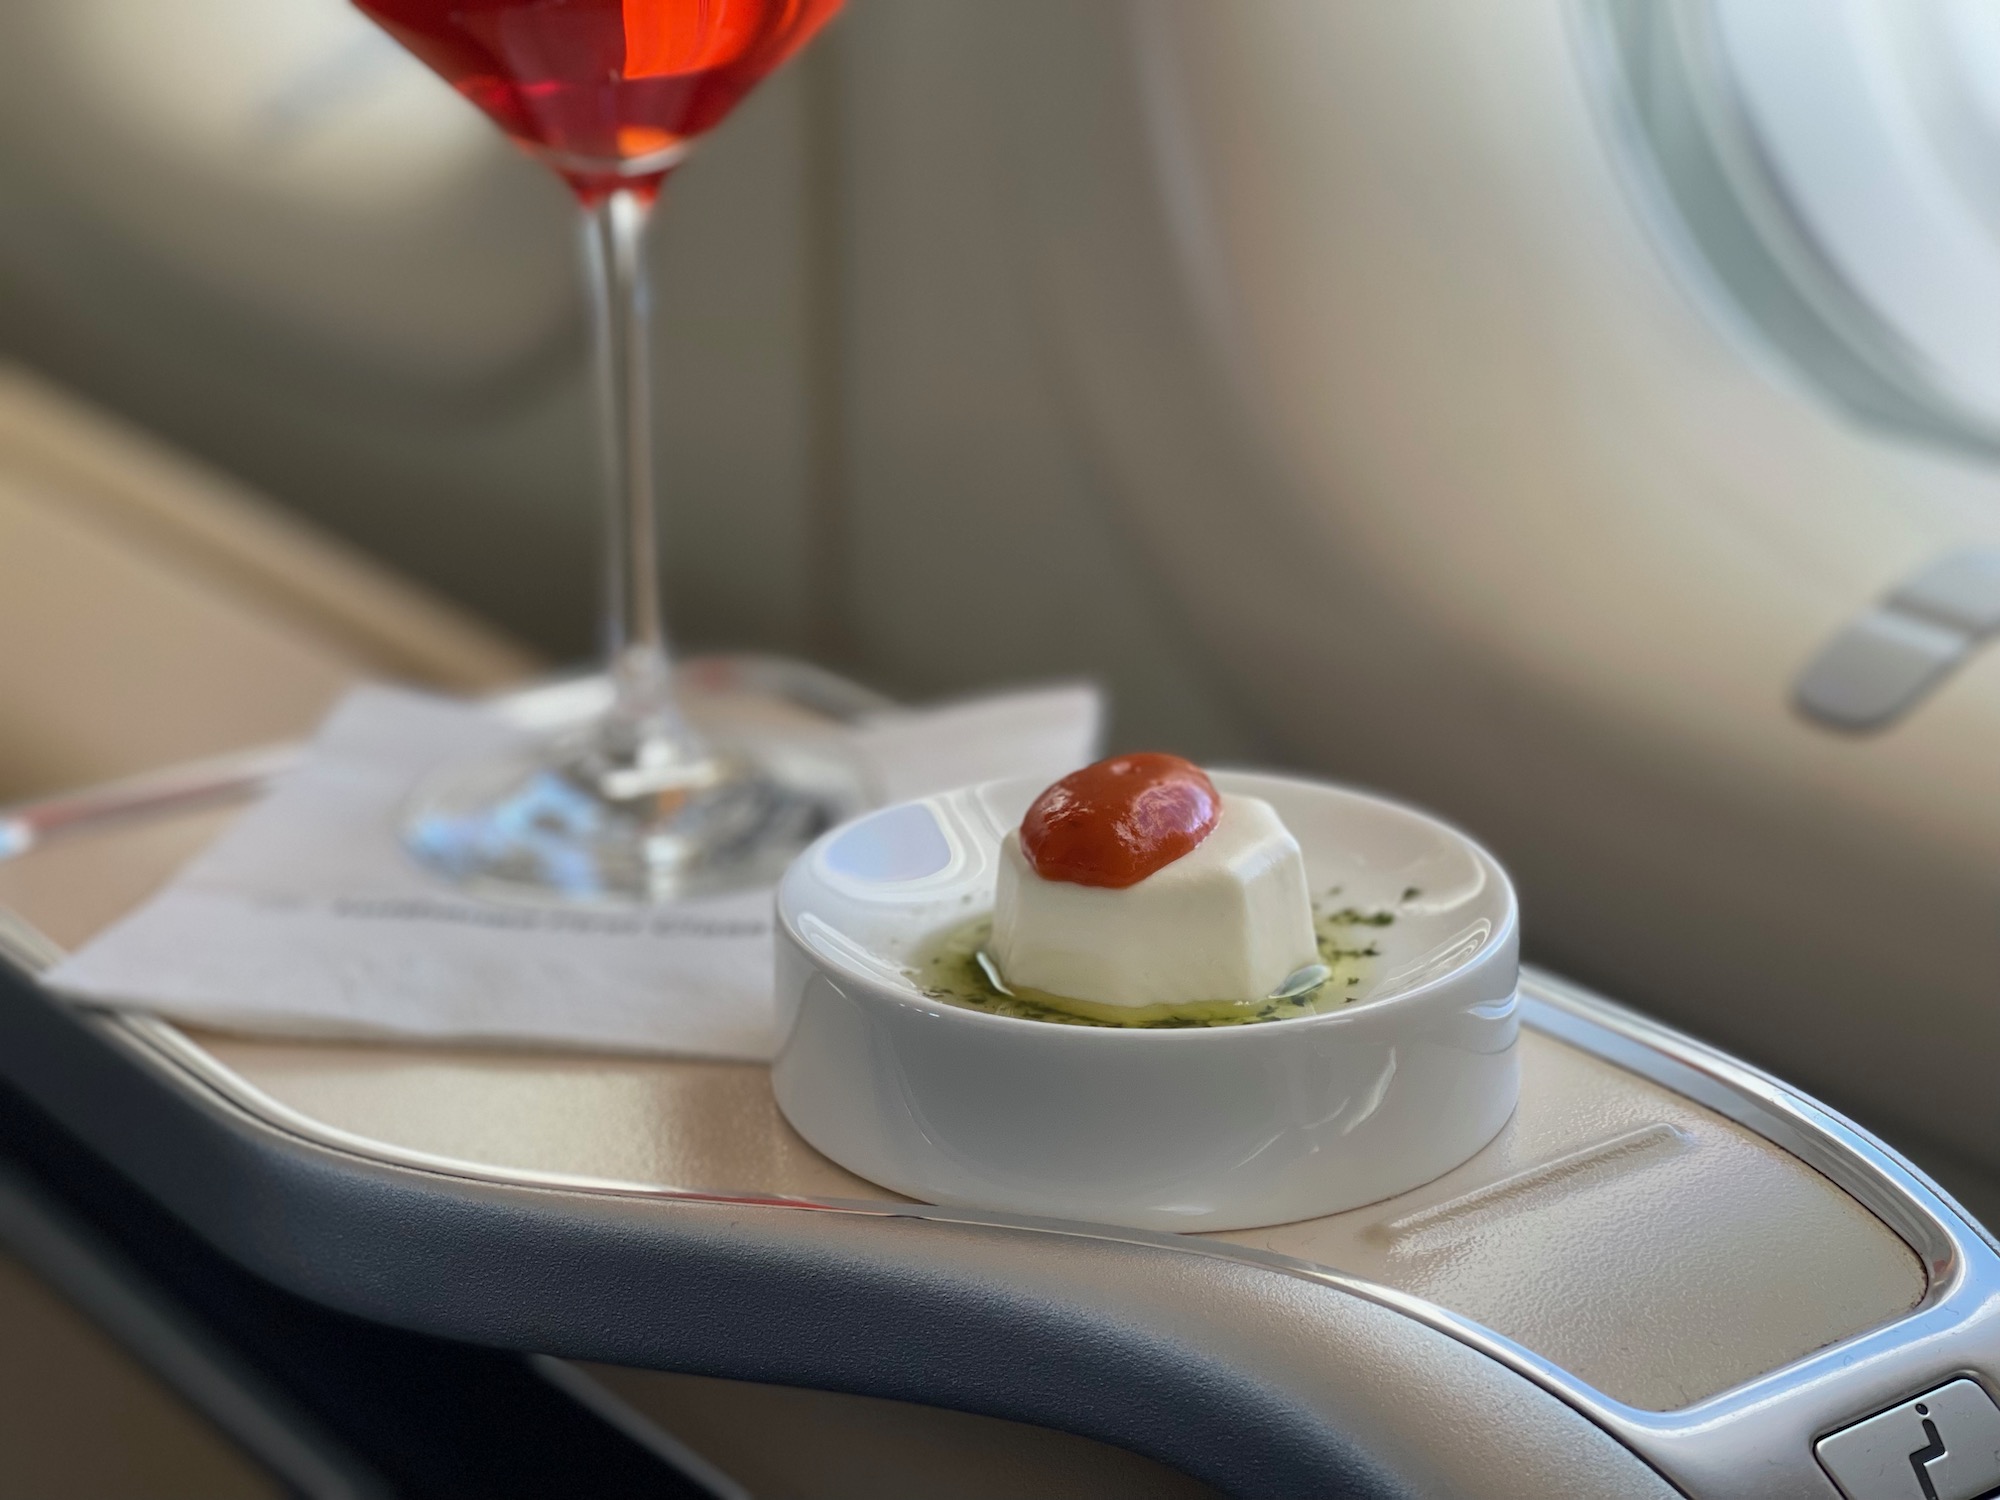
[781,767,1520,1224]
[912,756,1401,1027]
[990,754,1321,1009]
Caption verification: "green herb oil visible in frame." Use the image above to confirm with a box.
[910,905,1392,1029]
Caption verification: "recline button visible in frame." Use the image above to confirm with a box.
[1816,1380,2000,1500]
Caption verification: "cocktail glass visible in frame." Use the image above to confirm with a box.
[353,0,854,902]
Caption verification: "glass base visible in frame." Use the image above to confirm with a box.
[402,730,867,905]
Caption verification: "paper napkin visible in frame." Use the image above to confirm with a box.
[48,681,1100,1060]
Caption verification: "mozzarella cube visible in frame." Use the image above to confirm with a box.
[989,794,1318,1007]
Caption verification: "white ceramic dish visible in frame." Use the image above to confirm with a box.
[772,771,1520,1232]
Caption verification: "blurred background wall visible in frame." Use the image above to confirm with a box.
[0,0,1260,760]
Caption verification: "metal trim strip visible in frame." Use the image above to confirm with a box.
[47,968,1994,1499]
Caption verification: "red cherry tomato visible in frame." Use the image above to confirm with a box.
[1020,754,1220,889]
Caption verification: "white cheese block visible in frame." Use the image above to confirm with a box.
[988,794,1319,1007]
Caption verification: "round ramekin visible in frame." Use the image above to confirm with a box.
[772,771,1519,1232]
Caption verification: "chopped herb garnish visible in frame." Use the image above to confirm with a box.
[910,907,1380,1029]
[1326,907,1396,927]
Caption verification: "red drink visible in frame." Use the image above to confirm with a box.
[355,0,842,199]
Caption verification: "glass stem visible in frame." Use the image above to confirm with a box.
[585,185,707,784]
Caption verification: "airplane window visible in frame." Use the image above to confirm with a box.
[1588,0,2000,460]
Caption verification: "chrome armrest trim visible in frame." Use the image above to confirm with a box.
[0,745,299,860]
[46,969,1992,1499]
[1517,973,2000,1498]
